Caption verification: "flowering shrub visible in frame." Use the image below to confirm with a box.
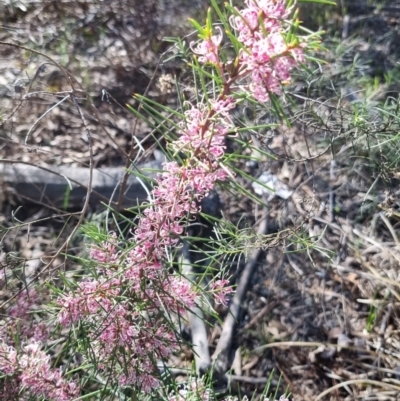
[59,0,305,391]
[0,341,79,401]
[6,288,49,343]
[0,286,80,399]
[56,95,238,391]
[0,0,312,399]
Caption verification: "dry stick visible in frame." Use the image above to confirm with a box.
[315,379,400,401]
[0,93,94,310]
[379,212,400,247]
[90,89,159,215]
[0,42,128,159]
[1,159,111,205]
[0,43,76,128]
[242,301,277,330]
[254,341,378,356]
[181,242,212,376]
[24,95,70,145]
[213,206,269,374]
[157,364,278,385]
[85,98,129,159]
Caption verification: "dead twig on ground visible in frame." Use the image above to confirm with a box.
[315,379,400,401]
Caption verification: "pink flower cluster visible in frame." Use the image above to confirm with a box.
[230,0,288,46]
[127,97,236,299]
[193,0,305,103]
[58,277,120,326]
[0,340,79,401]
[191,26,223,64]
[231,0,305,102]
[211,279,234,307]
[0,286,69,399]
[57,97,237,392]
[55,1,308,395]
[57,264,181,390]
[89,232,119,265]
[1,288,49,349]
[174,97,235,159]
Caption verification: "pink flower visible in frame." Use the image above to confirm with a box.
[161,276,196,313]
[56,97,237,391]
[191,26,223,64]
[230,0,305,102]
[230,0,287,45]
[9,288,38,319]
[173,99,235,159]
[0,341,18,375]
[0,340,79,401]
[89,232,118,265]
[211,279,234,307]
[33,322,49,342]
[57,278,119,325]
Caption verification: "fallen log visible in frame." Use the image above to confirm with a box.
[0,160,162,210]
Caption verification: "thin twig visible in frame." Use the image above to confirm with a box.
[0,93,94,309]
[0,41,76,86]
[0,43,77,128]
[213,207,269,373]
[116,57,163,210]
[379,212,400,247]
[315,379,400,401]
[24,95,70,145]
